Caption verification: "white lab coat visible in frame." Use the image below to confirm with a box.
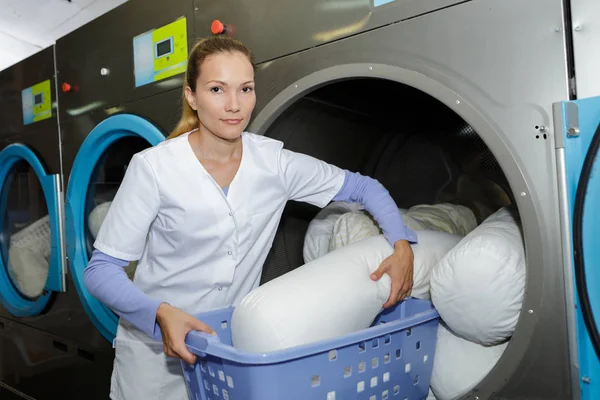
[94,130,346,400]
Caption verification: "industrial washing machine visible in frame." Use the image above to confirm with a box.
[197,0,586,398]
[56,0,196,349]
[0,46,93,399]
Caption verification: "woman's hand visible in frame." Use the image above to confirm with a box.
[370,240,415,308]
[156,303,216,364]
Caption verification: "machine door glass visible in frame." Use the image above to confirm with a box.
[561,96,600,400]
[65,114,164,341]
[0,144,64,317]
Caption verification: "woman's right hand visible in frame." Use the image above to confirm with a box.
[156,303,215,364]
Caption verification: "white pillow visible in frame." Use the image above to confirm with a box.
[302,201,363,263]
[8,215,52,298]
[431,322,508,400]
[430,207,525,345]
[88,201,139,279]
[327,208,452,254]
[328,210,382,253]
[407,203,478,236]
[231,231,461,353]
[8,245,49,298]
[88,201,112,239]
[327,204,476,256]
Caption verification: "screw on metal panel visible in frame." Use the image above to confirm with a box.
[520,192,527,197]
[582,376,591,384]
[100,68,110,76]
[456,100,460,105]
[568,127,580,137]
[368,66,373,71]
[555,27,561,32]
[528,309,534,314]
[294,84,298,89]
[574,25,582,32]
[194,6,198,11]
[539,125,547,133]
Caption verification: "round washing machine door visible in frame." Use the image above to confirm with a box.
[65,114,165,342]
[0,144,65,317]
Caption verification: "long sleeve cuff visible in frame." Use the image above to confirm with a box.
[333,170,418,245]
[83,249,163,340]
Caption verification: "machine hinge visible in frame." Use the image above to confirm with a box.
[565,101,580,138]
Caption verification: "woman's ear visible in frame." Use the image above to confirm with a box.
[184,87,197,111]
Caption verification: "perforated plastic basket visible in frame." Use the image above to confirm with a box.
[181,298,439,400]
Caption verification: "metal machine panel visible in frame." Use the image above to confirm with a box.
[248,0,572,398]
[0,46,60,173]
[556,95,600,400]
[55,0,195,124]
[60,88,181,182]
[570,0,600,98]
[194,0,466,64]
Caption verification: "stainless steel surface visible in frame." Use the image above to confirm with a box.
[194,0,467,64]
[554,101,581,400]
[55,0,195,125]
[0,47,60,166]
[53,44,66,195]
[570,0,600,98]
[248,0,572,397]
[54,174,67,290]
[565,101,580,138]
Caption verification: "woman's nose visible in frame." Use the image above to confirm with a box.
[226,93,240,112]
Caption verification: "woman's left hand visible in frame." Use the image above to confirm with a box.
[370,240,415,308]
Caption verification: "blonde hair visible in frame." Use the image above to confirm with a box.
[168,36,255,139]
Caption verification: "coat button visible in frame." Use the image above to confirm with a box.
[227,251,232,255]
[218,287,223,291]
[229,212,232,216]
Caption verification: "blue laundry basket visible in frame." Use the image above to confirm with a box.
[180,298,439,400]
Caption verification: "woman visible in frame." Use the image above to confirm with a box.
[84,36,418,400]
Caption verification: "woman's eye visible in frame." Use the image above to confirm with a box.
[211,87,223,93]
[242,87,254,93]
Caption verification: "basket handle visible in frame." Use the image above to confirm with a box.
[185,330,220,357]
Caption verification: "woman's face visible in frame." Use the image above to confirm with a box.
[185,51,256,141]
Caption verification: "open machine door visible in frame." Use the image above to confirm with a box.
[0,144,65,317]
[558,96,600,400]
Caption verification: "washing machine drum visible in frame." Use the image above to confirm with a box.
[259,127,459,285]
[366,133,455,208]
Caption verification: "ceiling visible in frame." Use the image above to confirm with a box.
[0,0,128,72]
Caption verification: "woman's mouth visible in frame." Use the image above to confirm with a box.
[222,119,242,125]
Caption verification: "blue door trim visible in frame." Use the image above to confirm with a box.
[0,144,63,317]
[562,97,600,400]
[65,114,165,342]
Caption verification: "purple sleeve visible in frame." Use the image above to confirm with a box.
[83,250,163,341]
[333,170,418,245]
